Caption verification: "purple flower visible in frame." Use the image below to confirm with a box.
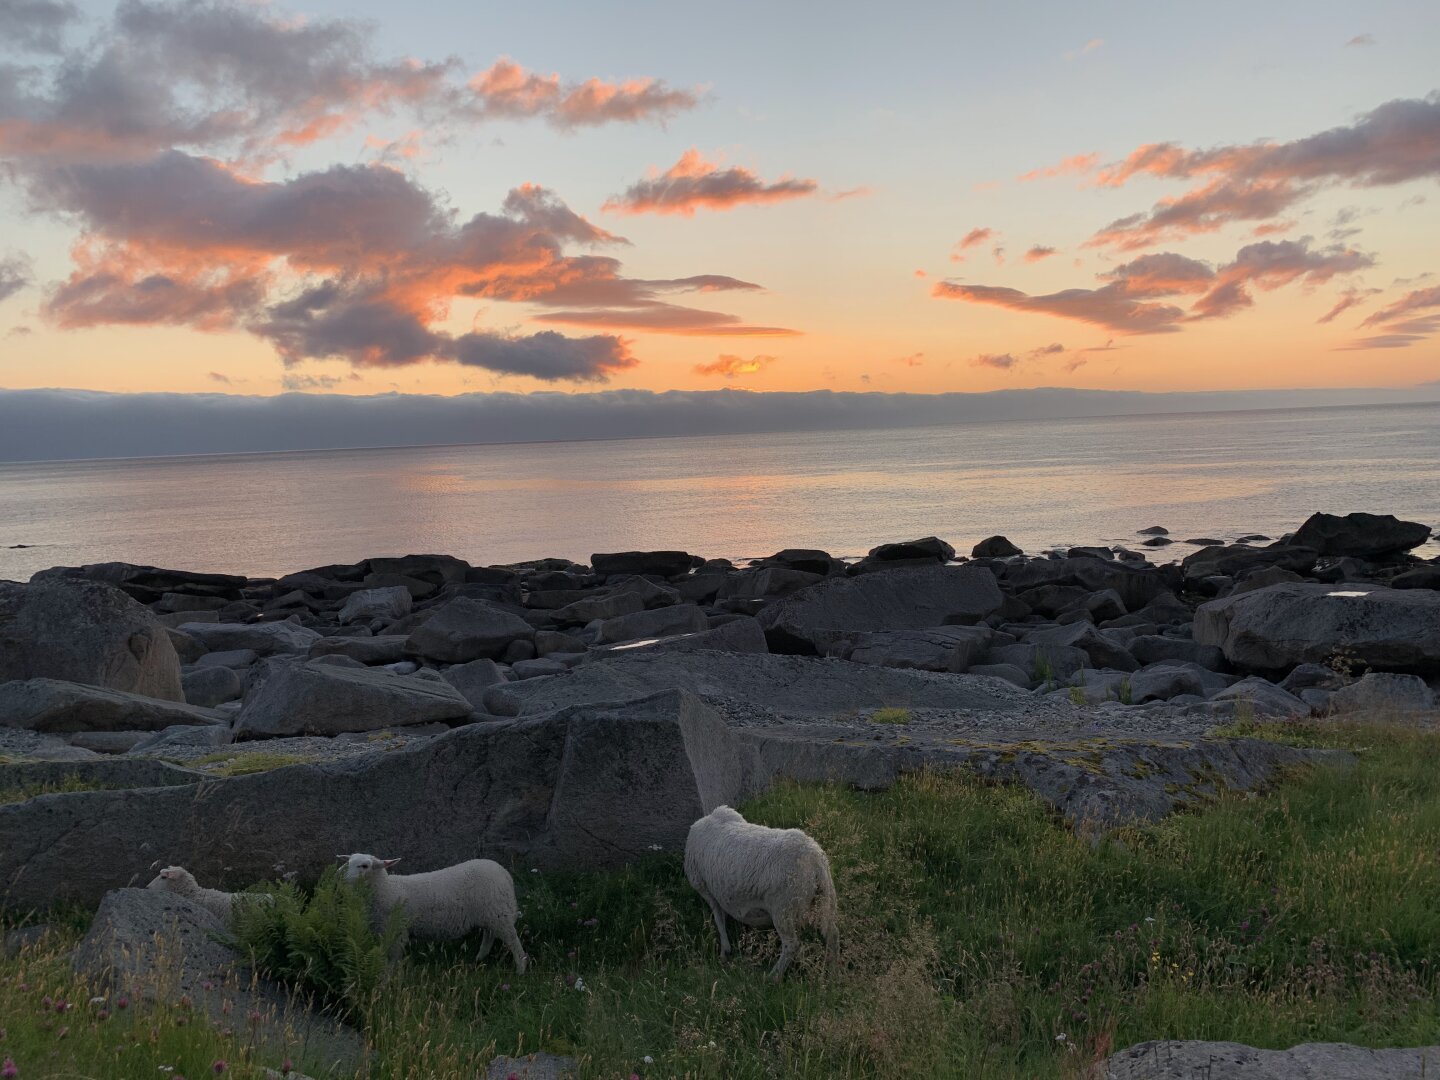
[2,1058,16,1078]
[280,1061,293,1076]
[212,1062,228,1075]
[500,983,510,991]
[116,996,129,1010]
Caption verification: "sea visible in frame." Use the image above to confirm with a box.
[1,401,1437,582]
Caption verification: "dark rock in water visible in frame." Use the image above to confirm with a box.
[1101,1039,1440,1080]
[1137,525,1169,536]
[1141,536,1174,547]
[1195,582,1440,673]
[1181,544,1318,583]
[863,536,957,563]
[366,553,471,586]
[0,678,224,733]
[30,562,247,603]
[972,535,1023,558]
[75,889,364,1073]
[1,579,184,701]
[757,565,1003,654]
[404,597,535,662]
[1239,534,1272,542]
[1183,537,1224,546]
[590,550,697,579]
[1291,511,1432,558]
[758,548,841,575]
[233,658,472,739]
[1066,546,1113,561]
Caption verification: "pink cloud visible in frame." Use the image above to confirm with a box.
[603,149,818,216]
[972,352,1019,369]
[1024,245,1059,263]
[693,353,779,378]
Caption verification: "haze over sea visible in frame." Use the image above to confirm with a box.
[2,401,1437,582]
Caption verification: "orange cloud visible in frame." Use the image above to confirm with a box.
[1017,153,1100,183]
[1338,285,1440,349]
[1024,245,1059,263]
[694,354,779,378]
[470,60,698,128]
[971,352,1018,369]
[603,149,819,216]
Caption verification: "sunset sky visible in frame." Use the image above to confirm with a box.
[1,0,1437,403]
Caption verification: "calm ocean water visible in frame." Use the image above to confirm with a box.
[1,402,1438,581]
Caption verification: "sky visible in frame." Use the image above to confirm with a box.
[0,0,1437,415]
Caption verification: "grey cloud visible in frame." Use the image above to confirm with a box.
[0,252,33,302]
[3,385,1438,462]
[0,0,78,52]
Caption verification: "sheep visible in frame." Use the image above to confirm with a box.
[684,805,839,980]
[146,865,252,922]
[338,853,526,973]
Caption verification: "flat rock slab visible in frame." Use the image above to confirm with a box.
[1104,1040,1440,1079]
[234,660,472,739]
[0,689,749,909]
[0,757,205,795]
[1194,582,1440,673]
[485,1053,578,1079]
[74,888,364,1076]
[0,678,227,732]
[483,652,1073,725]
[178,621,324,656]
[757,564,1004,653]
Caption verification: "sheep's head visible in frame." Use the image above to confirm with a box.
[709,805,745,824]
[148,866,199,895]
[339,853,400,884]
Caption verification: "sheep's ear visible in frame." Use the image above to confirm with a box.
[382,858,401,869]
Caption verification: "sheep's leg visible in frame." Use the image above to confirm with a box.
[499,921,527,975]
[768,911,800,981]
[476,928,495,962]
[703,894,732,959]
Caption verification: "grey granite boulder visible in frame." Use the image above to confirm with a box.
[825,625,994,673]
[308,635,409,665]
[1291,511,1432,558]
[590,550,695,578]
[1027,622,1139,672]
[440,657,510,708]
[74,888,364,1074]
[1194,582,1440,673]
[1181,545,1318,584]
[233,660,472,739]
[587,616,769,659]
[758,565,1003,653]
[177,620,324,657]
[181,665,242,708]
[337,585,412,625]
[404,598,535,662]
[1329,672,1435,714]
[1210,676,1309,717]
[0,678,226,732]
[591,603,710,645]
[1103,1039,1440,1079]
[0,579,183,700]
[972,535,1022,558]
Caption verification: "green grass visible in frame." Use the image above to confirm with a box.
[191,750,312,776]
[4,718,1439,1079]
[867,707,913,725]
[0,773,112,805]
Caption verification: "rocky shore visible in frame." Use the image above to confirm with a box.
[2,510,1438,912]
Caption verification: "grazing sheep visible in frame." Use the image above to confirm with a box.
[684,805,839,980]
[339,853,526,973]
[146,865,250,922]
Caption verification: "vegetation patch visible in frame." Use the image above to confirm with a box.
[867,707,913,725]
[191,751,312,776]
[0,774,113,805]
[2,719,1437,1078]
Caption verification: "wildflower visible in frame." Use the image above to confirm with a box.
[212,1062,227,1075]
[631,1075,640,1080]
[530,868,538,874]
[280,1061,293,1076]
[574,977,587,992]
[1,1057,17,1077]
[643,1056,654,1064]
[97,1010,110,1021]
[500,984,510,992]
[247,1010,261,1027]
[201,981,214,992]
[1055,1033,1067,1042]
[583,918,599,928]
[117,996,129,1010]
[89,997,106,1006]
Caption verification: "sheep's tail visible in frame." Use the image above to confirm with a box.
[815,857,840,971]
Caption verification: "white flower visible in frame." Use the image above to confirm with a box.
[1055,1033,1067,1042]
[573,976,587,992]
[1144,916,1155,923]
[643,1056,654,1064]
[158,1068,175,1073]
[647,844,662,851]
[90,996,107,1005]
[530,868,539,874]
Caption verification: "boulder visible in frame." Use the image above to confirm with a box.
[0,689,749,908]
[1209,677,1308,717]
[1226,565,1305,596]
[587,616,769,659]
[985,642,1089,682]
[1027,622,1139,672]
[1329,672,1435,714]
[194,648,259,670]
[590,550,695,578]
[484,652,1052,720]
[181,665,242,708]
[404,598,535,663]
[366,553,471,585]
[972,535,1022,558]
[1194,583,1440,673]
[485,1054,579,1080]
[0,679,226,732]
[591,603,710,645]
[826,626,994,673]
[233,660,472,739]
[550,590,646,624]
[865,536,956,563]
[1102,1039,1440,1080]
[74,888,363,1073]
[1127,635,1225,671]
[1291,512,1432,558]
[440,659,511,708]
[1181,545,1318,583]
[177,620,324,657]
[31,562,246,603]
[337,585,413,624]
[1392,565,1440,590]
[757,565,1003,653]
[0,579,183,700]
[759,549,841,575]
[534,630,589,656]
[308,635,410,665]
[1128,662,1230,704]
[717,567,823,601]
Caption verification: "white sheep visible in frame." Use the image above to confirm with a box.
[338,853,527,973]
[684,805,839,980]
[146,865,252,922]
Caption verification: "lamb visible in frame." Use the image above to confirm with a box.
[684,805,839,980]
[146,865,251,922]
[339,853,527,973]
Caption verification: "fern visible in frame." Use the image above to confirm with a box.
[229,867,407,1023]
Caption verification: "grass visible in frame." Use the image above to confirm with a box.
[867,707,913,725]
[190,750,312,776]
[0,773,112,805]
[4,717,1439,1078]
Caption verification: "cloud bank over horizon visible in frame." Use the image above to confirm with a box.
[1,385,1435,463]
